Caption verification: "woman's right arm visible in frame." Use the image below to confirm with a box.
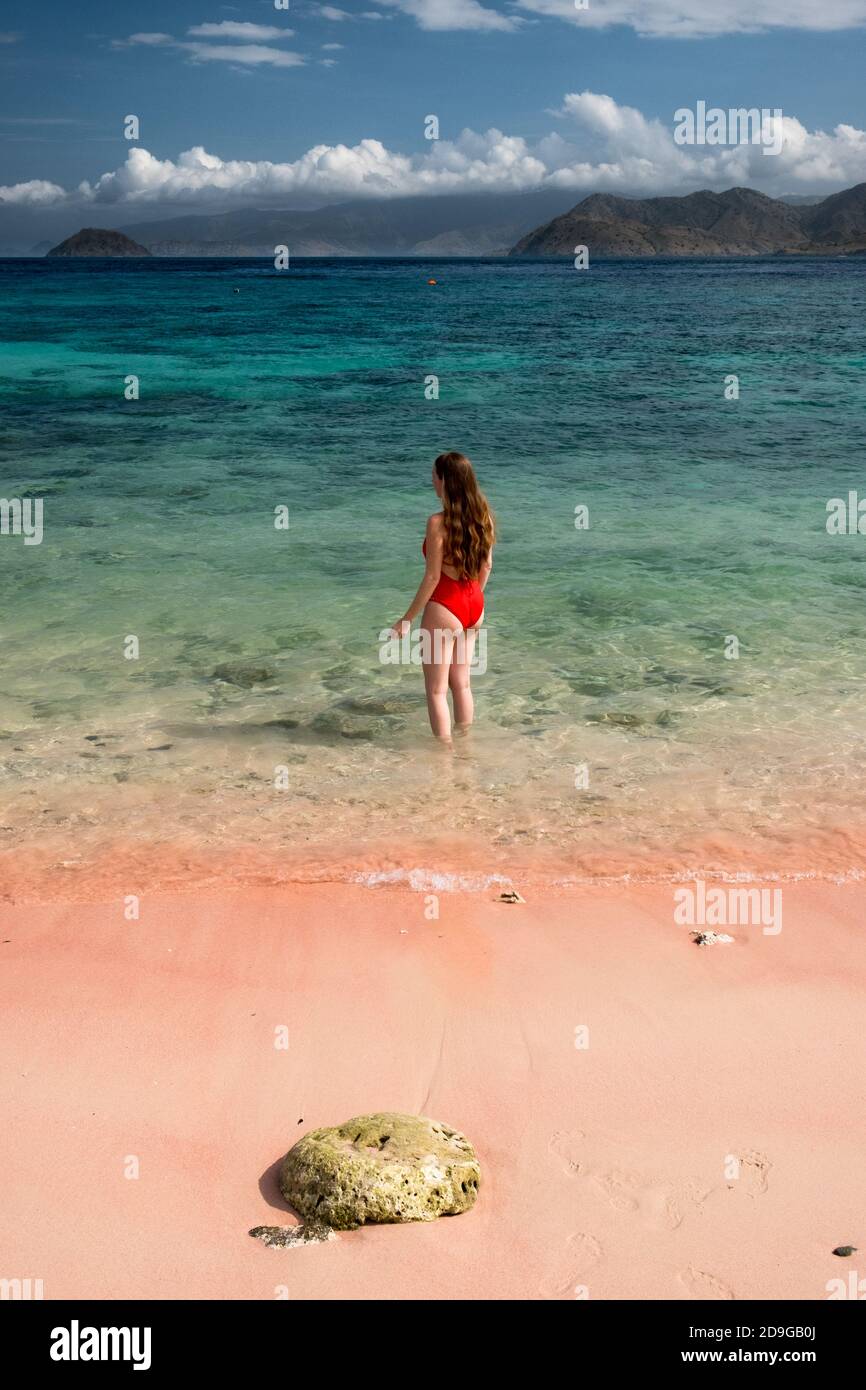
[388,515,443,636]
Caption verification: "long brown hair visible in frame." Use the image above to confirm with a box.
[434,451,495,581]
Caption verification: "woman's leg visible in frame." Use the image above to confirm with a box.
[449,622,479,730]
[421,601,461,739]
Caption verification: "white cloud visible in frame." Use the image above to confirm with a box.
[58,133,543,205]
[313,3,392,17]
[113,33,174,48]
[545,91,866,195]
[180,42,304,66]
[0,31,21,43]
[321,42,345,49]
[516,0,866,39]
[187,22,295,40]
[6,94,866,208]
[0,178,67,205]
[112,26,298,63]
[377,0,522,30]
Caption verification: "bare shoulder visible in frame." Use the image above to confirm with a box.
[427,512,445,534]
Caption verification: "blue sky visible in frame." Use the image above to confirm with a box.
[2,1,866,217]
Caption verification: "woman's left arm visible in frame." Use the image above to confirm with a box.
[479,546,493,591]
[389,516,442,637]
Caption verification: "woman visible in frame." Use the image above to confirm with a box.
[390,451,495,740]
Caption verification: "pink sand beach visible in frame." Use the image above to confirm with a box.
[2,873,864,1300]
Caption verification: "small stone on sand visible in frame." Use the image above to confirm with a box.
[249,1221,336,1248]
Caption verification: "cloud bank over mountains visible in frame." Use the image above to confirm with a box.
[3,93,866,212]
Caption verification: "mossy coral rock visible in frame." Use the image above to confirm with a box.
[279,1113,480,1230]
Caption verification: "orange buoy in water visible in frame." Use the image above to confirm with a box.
[428,278,437,285]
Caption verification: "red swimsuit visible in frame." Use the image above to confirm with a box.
[422,539,485,629]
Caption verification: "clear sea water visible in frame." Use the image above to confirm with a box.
[1,255,865,893]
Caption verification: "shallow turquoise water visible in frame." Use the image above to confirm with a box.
[1,255,865,880]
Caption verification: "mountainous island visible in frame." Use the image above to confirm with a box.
[46,228,152,257]
[508,184,866,257]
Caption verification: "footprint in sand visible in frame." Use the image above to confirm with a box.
[549,1128,587,1176]
[539,1231,602,1299]
[678,1266,735,1300]
[736,1149,771,1196]
[549,1130,711,1232]
[594,1169,699,1231]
